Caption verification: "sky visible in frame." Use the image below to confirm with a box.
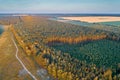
[0,0,120,14]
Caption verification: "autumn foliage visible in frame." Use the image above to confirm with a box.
[46,34,107,44]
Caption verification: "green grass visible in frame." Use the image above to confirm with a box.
[50,39,120,69]
[99,21,120,26]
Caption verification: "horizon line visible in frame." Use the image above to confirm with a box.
[0,13,120,14]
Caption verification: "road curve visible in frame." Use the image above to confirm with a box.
[11,36,37,80]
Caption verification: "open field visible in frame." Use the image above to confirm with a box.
[60,16,120,23]
[52,16,120,34]
[0,29,32,80]
[0,26,43,80]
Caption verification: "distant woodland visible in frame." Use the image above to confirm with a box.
[0,16,120,80]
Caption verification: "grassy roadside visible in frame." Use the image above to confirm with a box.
[0,27,34,80]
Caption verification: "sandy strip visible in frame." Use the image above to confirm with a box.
[3,25,10,30]
[60,16,120,23]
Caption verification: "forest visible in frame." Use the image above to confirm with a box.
[0,15,120,80]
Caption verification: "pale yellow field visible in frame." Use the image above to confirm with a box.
[60,16,120,23]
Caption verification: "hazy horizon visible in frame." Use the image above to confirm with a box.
[0,0,120,14]
[0,13,120,14]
